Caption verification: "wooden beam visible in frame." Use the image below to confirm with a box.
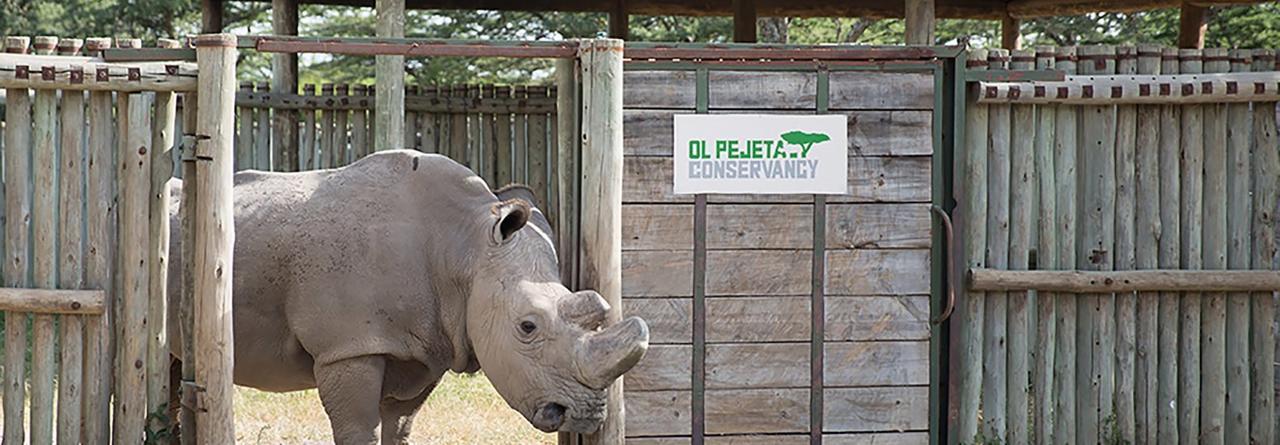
[968,268,1280,293]
[976,72,1280,105]
[272,0,300,170]
[904,0,936,45]
[0,289,103,315]
[733,0,757,43]
[375,0,406,152]
[1178,3,1207,49]
[609,0,629,40]
[202,0,224,33]
[1001,15,1021,49]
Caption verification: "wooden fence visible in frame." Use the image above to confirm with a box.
[0,34,237,444]
[951,46,1280,445]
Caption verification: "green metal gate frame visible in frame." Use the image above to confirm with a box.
[624,44,962,445]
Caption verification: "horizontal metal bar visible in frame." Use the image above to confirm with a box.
[964,68,1066,82]
[0,288,106,315]
[969,268,1280,293]
[236,90,557,113]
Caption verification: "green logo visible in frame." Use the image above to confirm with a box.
[779,131,830,157]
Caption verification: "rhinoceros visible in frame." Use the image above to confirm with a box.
[166,150,649,444]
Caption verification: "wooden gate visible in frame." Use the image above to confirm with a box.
[950,46,1280,445]
[616,45,957,445]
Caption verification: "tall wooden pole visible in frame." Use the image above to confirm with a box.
[192,33,238,445]
[375,0,406,152]
[578,38,625,445]
[201,0,223,33]
[1178,3,1207,49]
[732,0,757,43]
[1001,16,1022,50]
[272,0,300,170]
[904,0,936,45]
[609,0,629,40]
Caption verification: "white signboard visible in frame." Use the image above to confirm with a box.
[674,114,848,195]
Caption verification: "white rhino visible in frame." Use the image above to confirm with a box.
[166,150,649,444]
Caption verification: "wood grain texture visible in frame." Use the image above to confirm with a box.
[149,86,178,434]
[1249,51,1278,445]
[623,296,930,344]
[622,249,929,296]
[82,59,116,444]
[623,155,931,204]
[30,68,58,444]
[622,203,930,250]
[1178,49,1204,445]
[1052,45,1079,445]
[623,70,696,109]
[56,46,87,443]
[299,85,317,169]
[627,432,927,445]
[113,91,153,445]
[628,342,928,391]
[628,387,928,436]
[1112,46,1139,444]
[178,90,200,445]
[1134,43,1161,445]
[1031,45,1058,444]
[374,0,405,152]
[236,82,254,170]
[1199,48,1229,445]
[624,109,933,157]
[1078,46,1116,443]
[983,48,1011,442]
[1156,47,1181,445]
[2,78,30,445]
[1005,49,1034,445]
[827,72,935,110]
[1223,49,1253,445]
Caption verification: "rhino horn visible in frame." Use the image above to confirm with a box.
[577,316,650,390]
[559,290,611,330]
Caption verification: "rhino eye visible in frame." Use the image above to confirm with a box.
[519,321,538,335]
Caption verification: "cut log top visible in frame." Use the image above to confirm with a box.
[968,268,1280,293]
[0,53,197,91]
[978,71,1280,104]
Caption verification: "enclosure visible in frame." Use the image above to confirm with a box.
[0,31,1278,445]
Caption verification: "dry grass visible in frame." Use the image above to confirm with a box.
[235,372,556,445]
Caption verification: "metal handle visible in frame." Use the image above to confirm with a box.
[930,205,956,325]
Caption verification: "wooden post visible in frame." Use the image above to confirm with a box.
[113,90,154,445]
[983,49,1011,442]
[1248,49,1276,445]
[1134,43,1162,445]
[29,35,59,445]
[529,86,549,207]
[193,34,238,445]
[904,0,935,45]
[1005,48,1034,445]
[952,48,987,445]
[334,84,351,166]
[732,0,757,43]
[1178,3,1207,49]
[1032,45,1057,444]
[405,85,420,150]
[512,86,528,181]
[82,36,115,445]
[55,38,87,445]
[1052,45,1079,445]
[1001,16,1021,50]
[351,84,369,159]
[1223,50,1254,445]
[272,0,299,171]
[1178,47,1205,443]
[1114,45,1139,445]
[375,0,406,152]
[150,39,181,437]
[495,85,514,183]
[178,89,200,445]
[320,84,335,168]
[1200,47,1229,445]
[202,0,224,33]
[1156,47,1182,445]
[609,0,629,40]
[300,84,316,170]
[236,82,253,171]
[1,36,32,445]
[578,38,624,445]
[422,85,441,154]
[255,82,271,170]
[468,84,482,169]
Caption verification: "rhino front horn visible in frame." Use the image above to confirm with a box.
[577,316,650,390]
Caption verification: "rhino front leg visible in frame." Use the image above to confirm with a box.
[315,356,386,445]
[379,386,432,445]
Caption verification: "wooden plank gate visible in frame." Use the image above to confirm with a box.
[616,44,961,444]
[0,34,239,444]
[950,46,1280,445]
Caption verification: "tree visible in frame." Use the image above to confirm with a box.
[781,131,830,157]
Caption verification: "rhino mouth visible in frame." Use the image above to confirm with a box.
[531,402,567,432]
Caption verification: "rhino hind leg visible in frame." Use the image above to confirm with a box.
[379,384,433,445]
[315,356,386,445]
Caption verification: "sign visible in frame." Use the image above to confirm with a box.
[674,114,848,195]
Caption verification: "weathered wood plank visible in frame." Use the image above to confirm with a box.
[626,391,691,436]
[623,70,696,109]
[319,84,335,169]
[1005,49,1035,445]
[149,82,178,432]
[114,91,152,445]
[983,48,1012,442]
[405,85,420,149]
[622,249,929,297]
[954,48,988,444]
[1134,43,1162,445]
[625,432,928,444]
[299,84,316,170]
[1,49,31,440]
[631,387,931,435]
[0,289,105,314]
[623,156,931,204]
[1199,48,1229,445]
[625,342,929,391]
[529,85,550,205]
[1249,49,1278,445]
[1032,45,1058,445]
[823,387,930,433]
[1223,49,1253,445]
[1113,46,1139,444]
[82,38,116,442]
[623,296,930,344]
[622,203,930,250]
[332,84,350,166]
[1178,49,1204,445]
[254,82,272,170]
[56,38,87,444]
[828,72,935,110]
[495,85,513,185]
[623,109,932,157]
[1156,47,1183,445]
[29,41,59,442]
[350,84,368,160]
[1052,46,1079,445]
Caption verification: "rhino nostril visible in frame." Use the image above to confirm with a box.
[532,403,567,432]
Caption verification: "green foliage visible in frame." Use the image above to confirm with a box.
[145,403,176,445]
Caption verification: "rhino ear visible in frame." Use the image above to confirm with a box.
[491,199,531,245]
